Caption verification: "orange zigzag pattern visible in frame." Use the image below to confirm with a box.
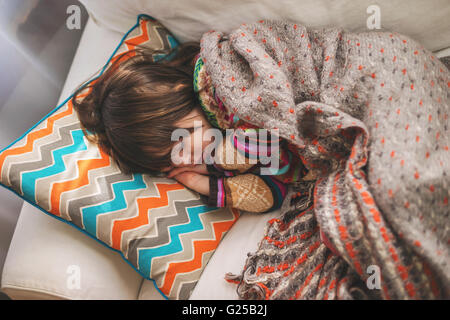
[49,147,111,216]
[111,182,185,250]
[47,21,152,216]
[160,208,240,296]
[0,86,97,179]
[0,99,77,178]
[110,19,150,68]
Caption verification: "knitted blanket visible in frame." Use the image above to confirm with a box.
[199,20,449,299]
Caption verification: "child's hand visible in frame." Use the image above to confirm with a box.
[166,164,208,178]
[171,171,210,196]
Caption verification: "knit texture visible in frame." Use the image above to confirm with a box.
[200,20,449,299]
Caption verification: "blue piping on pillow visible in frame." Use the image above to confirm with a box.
[0,13,175,301]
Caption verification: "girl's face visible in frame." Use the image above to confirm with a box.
[160,107,212,172]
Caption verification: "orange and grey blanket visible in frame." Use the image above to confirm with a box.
[199,19,449,299]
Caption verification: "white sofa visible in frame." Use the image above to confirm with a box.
[2,0,450,300]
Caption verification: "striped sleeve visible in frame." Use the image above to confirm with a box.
[207,175,227,208]
[207,173,288,213]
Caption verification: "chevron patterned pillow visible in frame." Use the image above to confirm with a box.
[0,14,239,300]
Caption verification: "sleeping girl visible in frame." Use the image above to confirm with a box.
[72,42,312,213]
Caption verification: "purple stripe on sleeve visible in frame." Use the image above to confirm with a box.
[217,177,224,207]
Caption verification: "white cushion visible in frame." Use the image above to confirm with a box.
[2,202,143,299]
[79,0,450,52]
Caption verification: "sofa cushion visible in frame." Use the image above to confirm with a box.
[79,0,450,52]
[2,200,143,300]
[0,14,239,300]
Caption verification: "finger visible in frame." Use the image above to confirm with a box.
[194,164,208,175]
[167,166,190,178]
[173,172,209,196]
[172,171,197,186]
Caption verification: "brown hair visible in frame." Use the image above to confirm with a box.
[72,41,201,175]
